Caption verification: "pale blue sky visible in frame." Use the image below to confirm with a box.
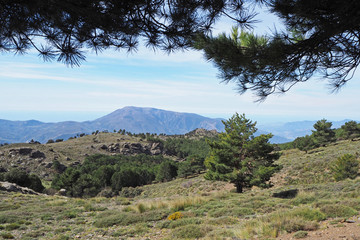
[0,8,359,124]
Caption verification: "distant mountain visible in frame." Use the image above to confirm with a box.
[0,107,225,143]
[91,107,225,135]
[0,107,355,144]
[259,119,354,142]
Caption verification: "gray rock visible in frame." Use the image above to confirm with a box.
[58,189,67,196]
[0,181,40,195]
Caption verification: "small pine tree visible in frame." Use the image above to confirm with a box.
[340,121,360,140]
[312,119,336,146]
[331,154,359,181]
[293,135,318,153]
[204,113,280,193]
[156,161,178,182]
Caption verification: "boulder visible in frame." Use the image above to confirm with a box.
[150,142,163,155]
[100,145,108,150]
[57,189,67,196]
[0,181,40,195]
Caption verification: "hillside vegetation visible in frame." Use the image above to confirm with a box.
[1,119,360,239]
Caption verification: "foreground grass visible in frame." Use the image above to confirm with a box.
[1,176,360,239]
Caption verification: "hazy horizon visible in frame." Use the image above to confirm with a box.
[1,8,359,124]
[0,107,357,126]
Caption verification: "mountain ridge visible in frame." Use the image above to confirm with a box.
[0,107,356,144]
[0,107,225,143]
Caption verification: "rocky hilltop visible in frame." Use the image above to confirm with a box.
[0,128,216,180]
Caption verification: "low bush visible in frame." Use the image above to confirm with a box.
[209,207,255,218]
[320,204,358,218]
[172,224,212,239]
[294,231,308,239]
[330,154,359,181]
[119,187,143,198]
[3,169,44,192]
[5,222,21,230]
[0,214,20,224]
[290,207,326,221]
[160,217,202,229]
[94,209,168,228]
[167,212,183,220]
[0,232,15,239]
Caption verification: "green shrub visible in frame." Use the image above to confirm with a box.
[160,218,203,229]
[5,223,21,230]
[95,211,164,227]
[28,174,45,192]
[4,169,30,187]
[3,169,44,192]
[291,207,326,221]
[330,154,359,181]
[209,207,254,218]
[94,212,141,228]
[172,225,212,239]
[0,232,15,239]
[207,216,238,225]
[291,194,316,206]
[119,187,143,198]
[137,203,146,213]
[320,204,358,218]
[294,231,308,239]
[156,161,178,182]
[0,215,20,224]
[83,203,106,212]
[112,223,149,237]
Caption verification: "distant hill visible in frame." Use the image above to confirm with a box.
[91,106,225,135]
[259,119,354,141]
[0,107,355,144]
[0,107,225,143]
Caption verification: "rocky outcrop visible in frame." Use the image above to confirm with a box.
[100,142,163,155]
[0,181,41,195]
[8,148,46,159]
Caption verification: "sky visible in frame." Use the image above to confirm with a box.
[1,7,359,125]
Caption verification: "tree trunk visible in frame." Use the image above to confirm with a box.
[235,182,243,193]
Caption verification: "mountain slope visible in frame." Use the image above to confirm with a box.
[259,119,353,141]
[91,106,224,134]
[0,107,225,143]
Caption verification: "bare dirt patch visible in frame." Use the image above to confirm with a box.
[278,216,360,240]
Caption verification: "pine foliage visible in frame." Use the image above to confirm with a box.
[204,113,280,193]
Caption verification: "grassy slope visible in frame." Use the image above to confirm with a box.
[1,140,360,239]
[0,133,157,180]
